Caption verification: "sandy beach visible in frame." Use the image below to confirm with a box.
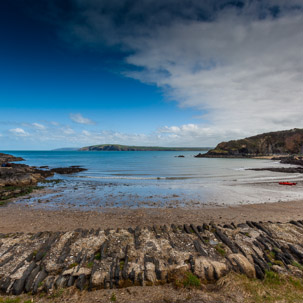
[1,198,303,233]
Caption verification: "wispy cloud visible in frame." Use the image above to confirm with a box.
[9,128,29,137]
[70,113,96,125]
[32,123,46,130]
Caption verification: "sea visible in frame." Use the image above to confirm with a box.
[3,150,303,210]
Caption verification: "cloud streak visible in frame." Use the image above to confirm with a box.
[70,113,96,125]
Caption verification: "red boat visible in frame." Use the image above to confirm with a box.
[279,182,297,186]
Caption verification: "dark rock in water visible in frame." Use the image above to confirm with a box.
[50,166,87,174]
[0,153,24,164]
[280,157,303,166]
[249,167,303,174]
[0,152,58,203]
[175,155,185,158]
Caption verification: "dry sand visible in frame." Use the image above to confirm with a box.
[1,198,303,233]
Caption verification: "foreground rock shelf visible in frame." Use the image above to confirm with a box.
[1,220,303,295]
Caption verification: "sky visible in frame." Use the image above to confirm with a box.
[0,0,302,150]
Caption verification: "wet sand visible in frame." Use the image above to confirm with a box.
[1,199,303,233]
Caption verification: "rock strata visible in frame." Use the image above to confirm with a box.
[0,221,303,295]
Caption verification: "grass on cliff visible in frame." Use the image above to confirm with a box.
[218,271,303,303]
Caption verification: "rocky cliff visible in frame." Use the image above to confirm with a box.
[197,128,303,158]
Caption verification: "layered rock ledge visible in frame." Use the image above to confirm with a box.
[0,153,87,203]
[1,220,303,295]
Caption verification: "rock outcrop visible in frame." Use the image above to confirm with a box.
[197,128,303,158]
[0,153,24,164]
[50,166,87,174]
[1,220,303,295]
[0,153,86,203]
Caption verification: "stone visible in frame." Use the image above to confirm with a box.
[76,274,86,291]
[228,254,255,278]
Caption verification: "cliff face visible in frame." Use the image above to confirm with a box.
[200,128,303,157]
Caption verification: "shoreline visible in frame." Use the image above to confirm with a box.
[1,198,303,233]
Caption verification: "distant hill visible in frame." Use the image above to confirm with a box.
[79,144,210,151]
[197,128,303,158]
[52,148,79,151]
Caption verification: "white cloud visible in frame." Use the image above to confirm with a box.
[70,113,95,125]
[57,1,303,143]
[32,123,46,130]
[50,121,60,126]
[124,13,303,139]
[9,128,29,137]
[82,130,91,136]
[62,127,75,135]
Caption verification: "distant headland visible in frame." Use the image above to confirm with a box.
[79,144,211,151]
[196,128,303,158]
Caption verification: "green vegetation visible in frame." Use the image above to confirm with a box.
[182,272,201,288]
[94,252,101,260]
[215,243,226,256]
[119,260,125,270]
[87,261,94,268]
[171,271,201,289]
[68,262,78,269]
[291,261,303,270]
[47,288,64,299]
[80,144,210,152]
[110,292,117,302]
[221,271,303,303]
[0,298,21,303]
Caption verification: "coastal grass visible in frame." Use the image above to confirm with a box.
[182,272,201,288]
[170,271,202,289]
[1,271,303,302]
[0,298,21,303]
[218,271,303,303]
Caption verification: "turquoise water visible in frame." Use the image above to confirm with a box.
[3,150,303,209]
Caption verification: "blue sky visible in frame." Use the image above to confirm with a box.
[0,1,302,149]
